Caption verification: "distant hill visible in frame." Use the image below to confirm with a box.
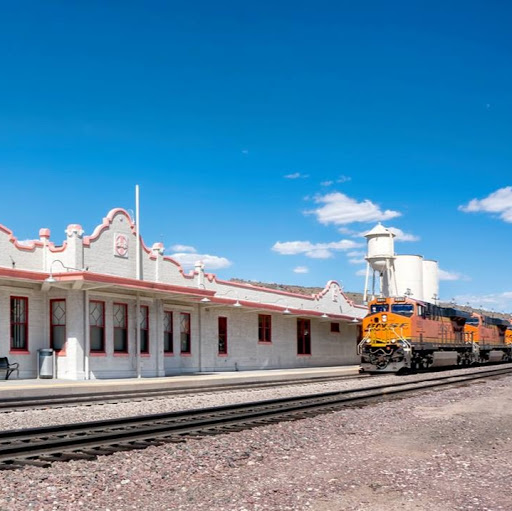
[229,279,510,319]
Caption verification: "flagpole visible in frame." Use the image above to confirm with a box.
[135,185,141,378]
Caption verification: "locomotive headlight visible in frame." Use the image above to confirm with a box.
[381,314,388,323]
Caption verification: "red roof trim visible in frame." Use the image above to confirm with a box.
[207,297,357,320]
[54,271,215,297]
[0,267,359,318]
[0,266,48,281]
[0,266,214,298]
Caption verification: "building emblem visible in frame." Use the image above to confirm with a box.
[114,234,129,258]
[332,285,339,302]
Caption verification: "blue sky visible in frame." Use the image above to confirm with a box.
[0,1,511,311]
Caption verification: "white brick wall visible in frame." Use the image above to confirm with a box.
[0,208,364,379]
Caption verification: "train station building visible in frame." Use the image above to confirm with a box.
[0,208,366,380]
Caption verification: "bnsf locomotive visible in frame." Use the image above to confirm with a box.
[358,296,512,372]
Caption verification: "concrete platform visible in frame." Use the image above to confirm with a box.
[0,366,360,400]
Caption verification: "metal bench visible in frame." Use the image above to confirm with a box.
[0,357,19,380]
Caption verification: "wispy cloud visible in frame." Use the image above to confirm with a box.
[272,239,362,259]
[168,244,232,270]
[459,186,512,223]
[307,192,401,225]
[356,268,367,277]
[346,250,366,265]
[386,227,420,242]
[348,257,366,265]
[347,251,365,258]
[284,172,309,179]
[338,226,360,236]
[170,244,197,253]
[438,268,470,281]
[293,266,309,274]
[320,175,351,187]
[454,291,512,313]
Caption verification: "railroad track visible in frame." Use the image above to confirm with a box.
[0,373,368,412]
[1,365,510,470]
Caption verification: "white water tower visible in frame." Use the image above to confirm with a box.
[422,259,439,303]
[392,254,424,301]
[363,224,396,302]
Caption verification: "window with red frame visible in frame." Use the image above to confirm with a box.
[50,299,66,352]
[218,316,227,355]
[330,322,340,333]
[10,296,28,351]
[297,318,311,355]
[258,314,272,343]
[164,311,173,354]
[113,303,128,353]
[140,305,149,354]
[180,312,191,354]
[89,301,105,353]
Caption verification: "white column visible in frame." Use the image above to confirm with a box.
[155,299,165,377]
[84,290,90,380]
[136,293,141,378]
[363,263,370,303]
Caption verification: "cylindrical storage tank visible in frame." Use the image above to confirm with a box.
[38,349,54,379]
[422,259,439,303]
[394,255,424,301]
[365,224,395,272]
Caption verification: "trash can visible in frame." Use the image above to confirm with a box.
[38,349,54,379]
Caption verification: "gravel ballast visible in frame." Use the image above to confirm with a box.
[0,365,509,431]
[0,370,511,510]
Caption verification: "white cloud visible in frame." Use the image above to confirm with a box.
[170,244,197,253]
[387,227,420,242]
[284,172,309,179]
[356,268,367,277]
[320,180,333,187]
[348,257,366,265]
[454,292,512,313]
[169,252,232,270]
[338,226,360,236]
[336,175,351,183]
[438,269,470,281]
[272,239,361,259]
[459,186,512,223]
[347,251,366,258]
[307,248,334,259]
[307,192,401,225]
[293,266,309,274]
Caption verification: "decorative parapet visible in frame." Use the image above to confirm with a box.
[39,228,51,241]
[66,224,84,238]
[152,242,165,255]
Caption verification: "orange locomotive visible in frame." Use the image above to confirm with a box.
[358,296,512,372]
[507,324,512,345]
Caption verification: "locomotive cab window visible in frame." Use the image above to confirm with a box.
[391,304,414,317]
[370,304,389,314]
[466,317,479,326]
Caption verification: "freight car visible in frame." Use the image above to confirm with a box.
[358,296,512,372]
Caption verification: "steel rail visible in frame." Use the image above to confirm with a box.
[0,374,367,412]
[0,365,510,470]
